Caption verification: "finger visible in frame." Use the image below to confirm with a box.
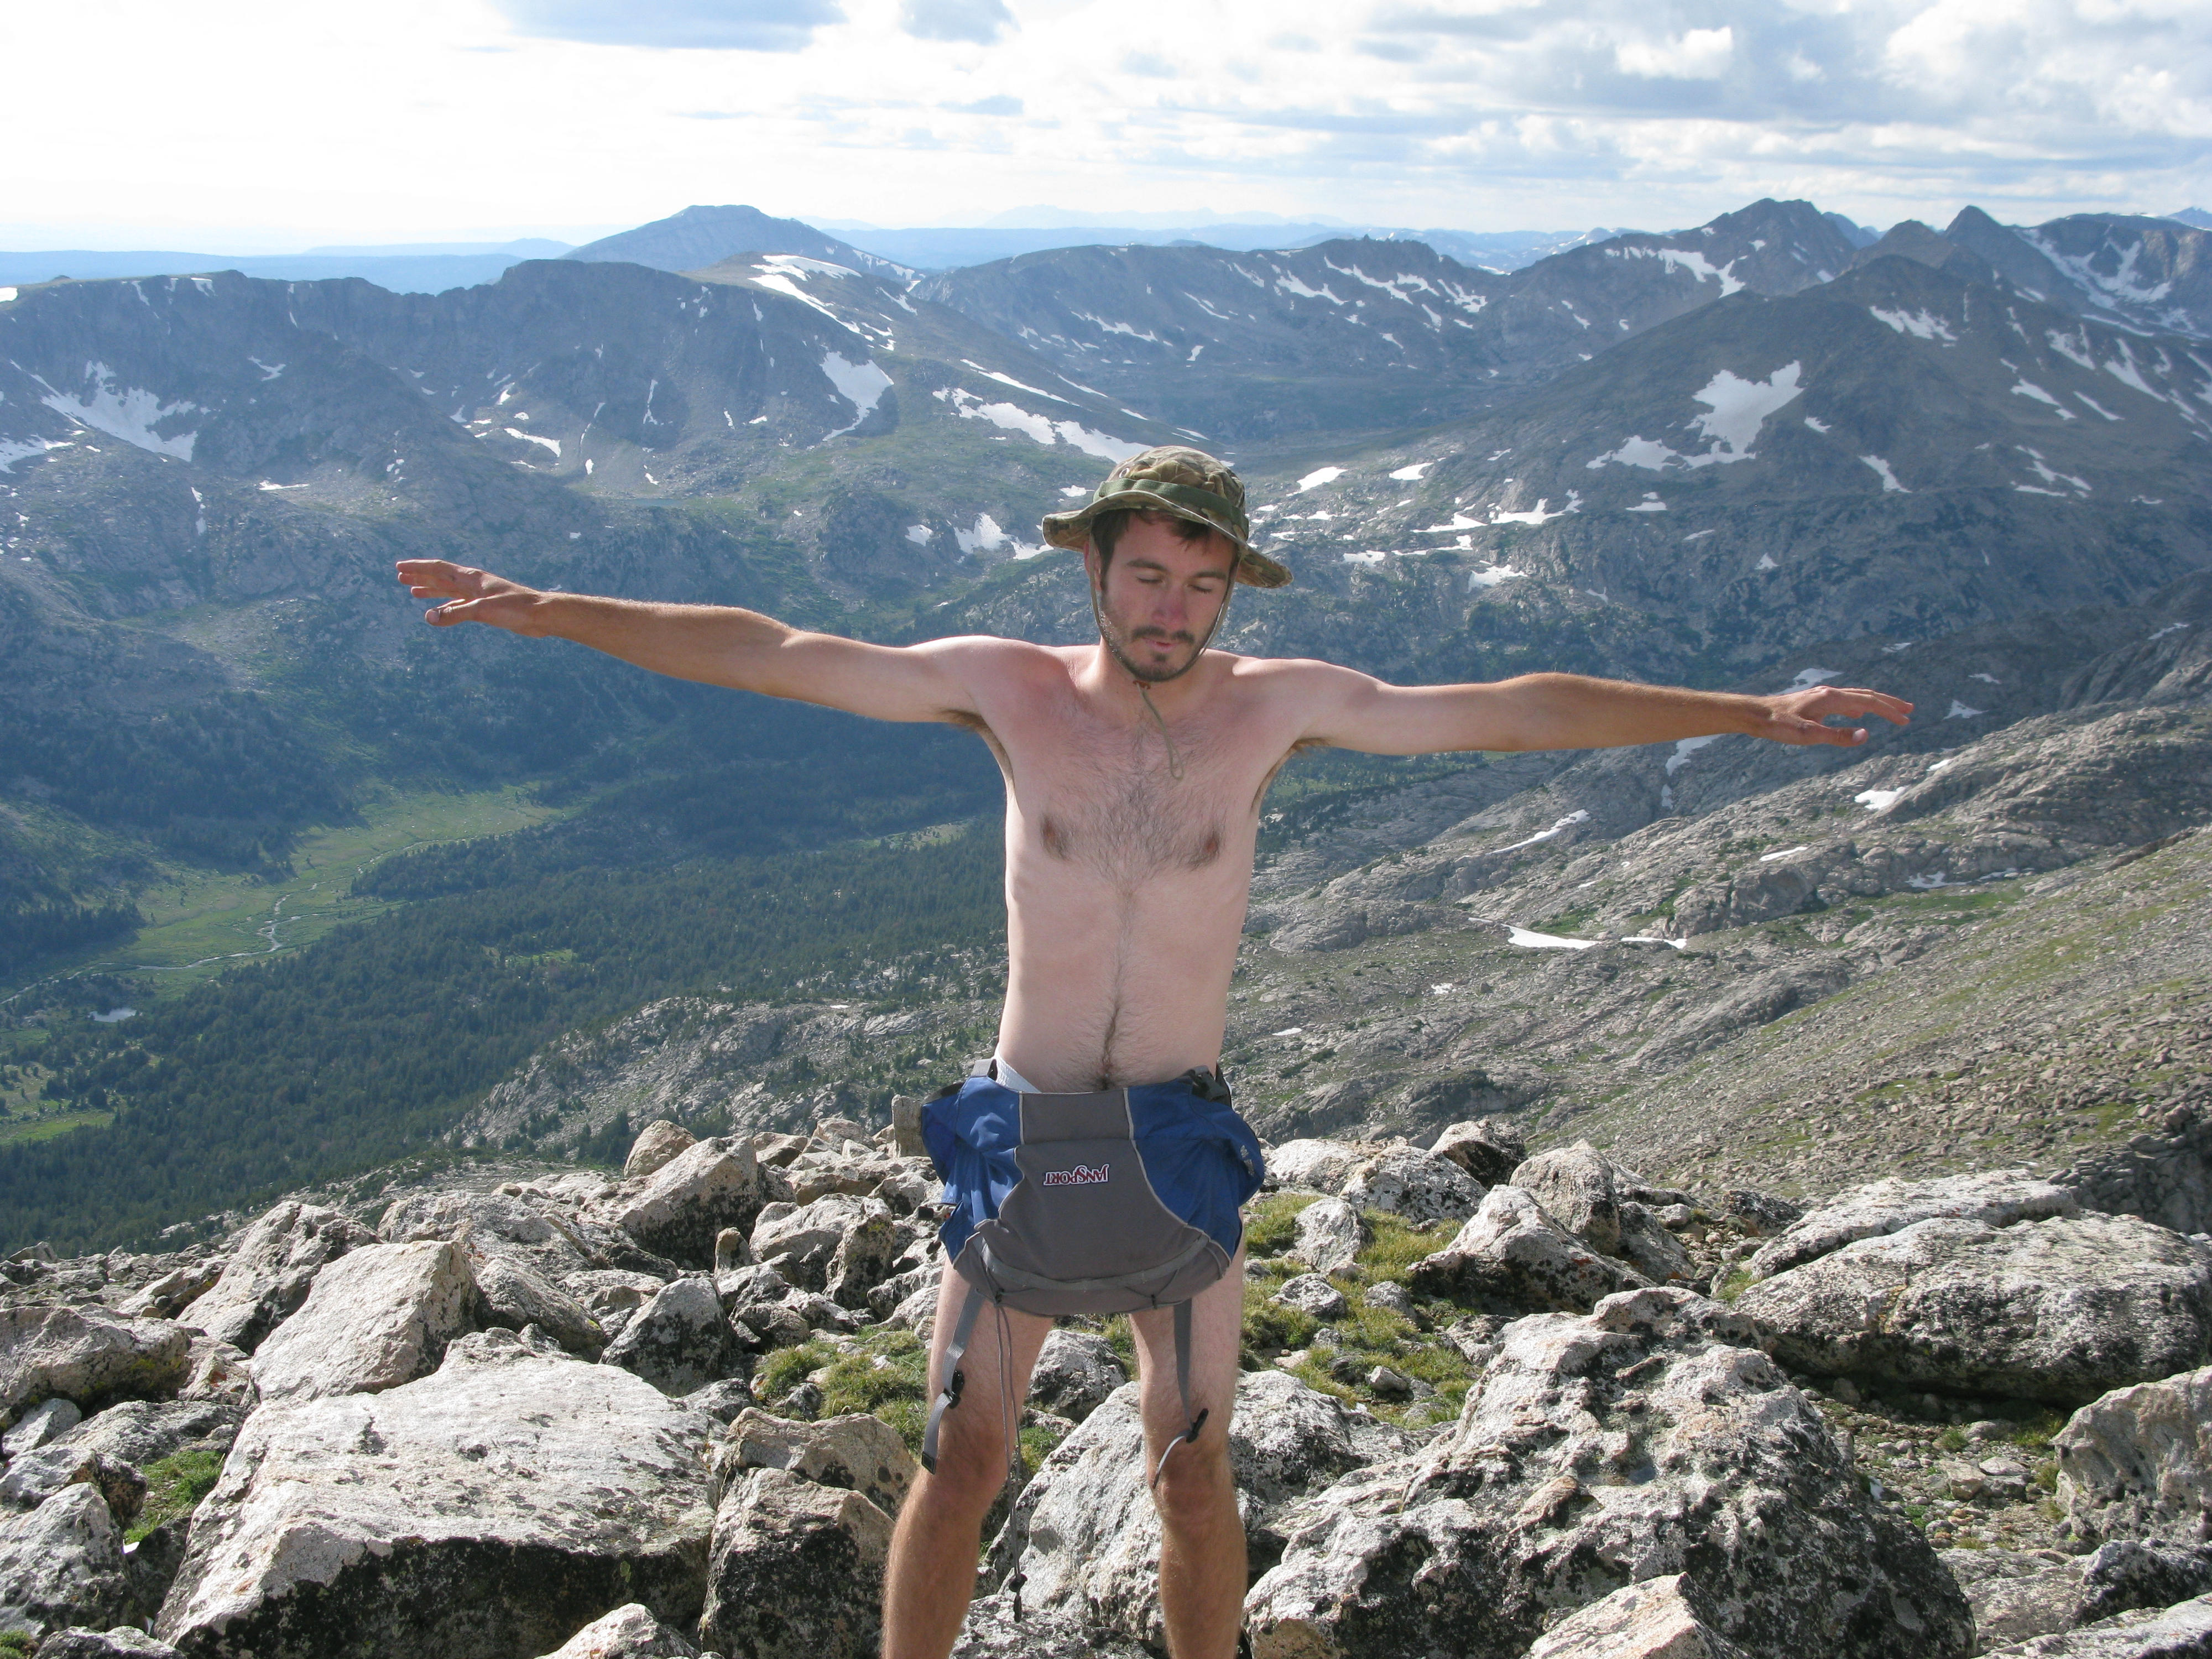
[1787,716,1865,747]
[426,598,487,627]
[1820,688,1914,724]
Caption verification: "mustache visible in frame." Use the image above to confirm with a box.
[1128,627,1196,645]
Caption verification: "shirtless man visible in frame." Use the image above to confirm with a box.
[395,445,1910,1659]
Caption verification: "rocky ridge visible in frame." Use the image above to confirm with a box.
[6,1102,2212,1656]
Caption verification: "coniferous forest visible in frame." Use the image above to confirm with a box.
[5,825,1006,1253]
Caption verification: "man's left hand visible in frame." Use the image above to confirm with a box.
[1752,686,1914,747]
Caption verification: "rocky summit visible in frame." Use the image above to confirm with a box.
[5,1104,2212,1657]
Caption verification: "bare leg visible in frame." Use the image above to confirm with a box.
[881,1265,1053,1659]
[1130,1247,1248,1659]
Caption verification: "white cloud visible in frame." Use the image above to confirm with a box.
[1616,28,1736,81]
[0,0,2206,244]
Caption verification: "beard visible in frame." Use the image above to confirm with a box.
[1093,589,1217,685]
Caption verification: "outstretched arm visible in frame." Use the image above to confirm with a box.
[1293,664,1912,755]
[394,559,984,723]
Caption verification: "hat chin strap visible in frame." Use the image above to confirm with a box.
[1088,573,1233,784]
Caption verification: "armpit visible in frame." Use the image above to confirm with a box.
[1251,736,1330,812]
[941,707,1013,772]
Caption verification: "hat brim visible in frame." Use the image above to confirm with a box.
[1040,491,1292,588]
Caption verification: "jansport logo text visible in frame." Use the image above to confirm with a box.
[1042,1164,1110,1187]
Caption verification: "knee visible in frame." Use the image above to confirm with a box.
[918,1430,1010,1519]
[1150,1437,1236,1534]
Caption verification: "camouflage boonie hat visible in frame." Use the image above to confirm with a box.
[1041,445,1292,588]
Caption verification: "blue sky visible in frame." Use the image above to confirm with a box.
[2,0,2205,250]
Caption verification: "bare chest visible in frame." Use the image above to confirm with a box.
[1006,709,1262,888]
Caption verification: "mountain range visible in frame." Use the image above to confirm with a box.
[1,190,2208,1250]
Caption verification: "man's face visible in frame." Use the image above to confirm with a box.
[1087,515,1237,684]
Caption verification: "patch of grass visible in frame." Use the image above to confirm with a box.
[0,1632,33,1657]
[818,1327,932,1454]
[0,1109,113,1146]
[2005,1407,2068,1453]
[129,1447,225,1542]
[756,1339,837,1406]
[1714,1267,1754,1305]
[2036,1462,2059,1493]
[1262,1277,1480,1420]
[1936,1426,1969,1452]
[1241,1280,1320,1360]
[18,782,564,1004]
[1356,1212,1460,1282]
[1100,1313,1138,1375]
[1018,1418,1070,1478]
[1243,1191,1323,1258]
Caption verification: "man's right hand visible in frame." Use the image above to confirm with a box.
[397,560,547,634]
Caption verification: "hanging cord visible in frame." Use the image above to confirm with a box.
[995,1298,1021,1493]
[1149,1297,1210,1489]
[1137,684,1185,781]
[1086,560,1233,786]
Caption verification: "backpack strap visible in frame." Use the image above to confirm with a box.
[1149,1296,1211,1489]
[920,1277,1024,1493]
[921,1276,988,1475]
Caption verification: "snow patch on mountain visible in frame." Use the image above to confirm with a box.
[1072,311,1167,345]
[1667,734,1724,775]
[34,363,198,461]
[2010,379,2072,415]
[2023,229,2173,309]
[2017,447,2091,494]
[821,352,893,436]
[960,360,1073,405]
[1588,363,1802,472]
[1495,809,1591,853]
[1870,307,1958,343]
[1274,273,1345,305]
[1504,925,1600,951]
[0,436,66,474]
[1860,455,1910,493]
[506,428,560,457]
[932,387,1142,462]
[1615,245,1745,296]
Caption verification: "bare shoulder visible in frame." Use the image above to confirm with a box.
[1220,651,1375,707]
[907,637,1062,681]
[919,633,1073,688]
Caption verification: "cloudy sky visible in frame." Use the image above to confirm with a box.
[4,0,2206,249]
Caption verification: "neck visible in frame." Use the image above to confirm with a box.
[1083,641,1205,707]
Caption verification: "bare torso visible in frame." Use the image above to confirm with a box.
[958,641,1308,1092]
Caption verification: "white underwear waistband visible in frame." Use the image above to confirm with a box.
[992,1053,1042,1095]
